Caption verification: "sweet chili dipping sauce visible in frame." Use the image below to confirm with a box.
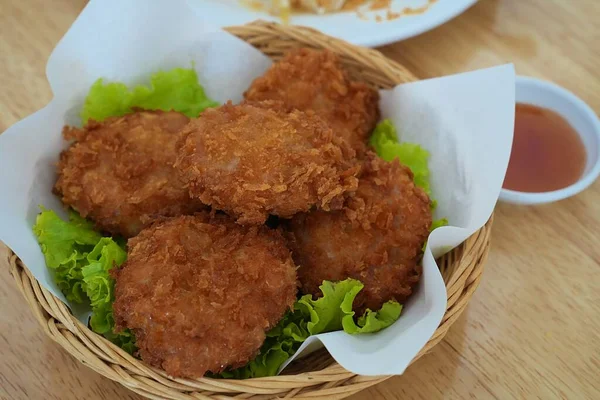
[502,103,587,192]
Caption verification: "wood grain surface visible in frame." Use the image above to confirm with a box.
[1,0,599,399]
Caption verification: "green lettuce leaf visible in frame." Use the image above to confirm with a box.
[220,279,399,379]
[108,329,137,355]
[342,300,402,334]
[369,119,431,195]
[80,81,133,124]
[33,208,136,353]
[296,279,363,335]
[82,238,126,308]
[431,217,449,232]
[33,209,102,303]
[369,119,448,231]
[81,68,219,124]
[33,208,102,270]
[218,335,300,379]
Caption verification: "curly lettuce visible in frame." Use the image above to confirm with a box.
[81,68,219,124]
[33,209,135,353]
[370,119,431,195]
[220,279,400,378]
[369,119,448,231]
[298,279,401,335]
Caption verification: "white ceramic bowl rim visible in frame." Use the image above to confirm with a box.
[499,76,600,205]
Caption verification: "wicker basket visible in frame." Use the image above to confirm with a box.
[6,21,493,400]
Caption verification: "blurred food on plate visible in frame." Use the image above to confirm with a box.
[262,0,350,15]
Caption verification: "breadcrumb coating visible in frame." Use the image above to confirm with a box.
[54,110,205,237]
[112,213,298,378]
[287,152,432,313]
[176,101,360,224]
[244,48,380,154]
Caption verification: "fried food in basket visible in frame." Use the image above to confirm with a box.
[54,110,205,238]
[244,48,380,154]
[176,101,360,225]
[112,213,298,378]
[287,151,432,313]
[30,59,449,383]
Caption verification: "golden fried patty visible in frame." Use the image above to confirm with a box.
[176,101,359,225]
[287,152,432,313]
[244,48,380,154]
[54,110,205,238]
[112,213,298,378]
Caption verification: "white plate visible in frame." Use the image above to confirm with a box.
[187,0,478,47]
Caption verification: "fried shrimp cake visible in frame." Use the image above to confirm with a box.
[112,213,298,378]
[244,48,380,154]
[54,110,205,238]
[176,101,359,225]
[287,152,432,313]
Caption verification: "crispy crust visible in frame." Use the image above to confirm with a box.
[287,152,432,313]
[176,101,360,225]
[112,213,298,378]
[54,110,205,238]
[244,48,380,154]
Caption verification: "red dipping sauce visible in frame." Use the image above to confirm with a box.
[502,103,587,193]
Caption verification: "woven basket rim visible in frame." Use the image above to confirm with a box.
[6,20,492,400]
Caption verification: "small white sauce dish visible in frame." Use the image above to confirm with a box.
[499,76,600,205]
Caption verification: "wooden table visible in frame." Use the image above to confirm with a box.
[1,0,599,399]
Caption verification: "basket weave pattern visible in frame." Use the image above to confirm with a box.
[7,21,492,400]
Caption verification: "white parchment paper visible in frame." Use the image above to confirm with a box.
[0,0,515,377]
